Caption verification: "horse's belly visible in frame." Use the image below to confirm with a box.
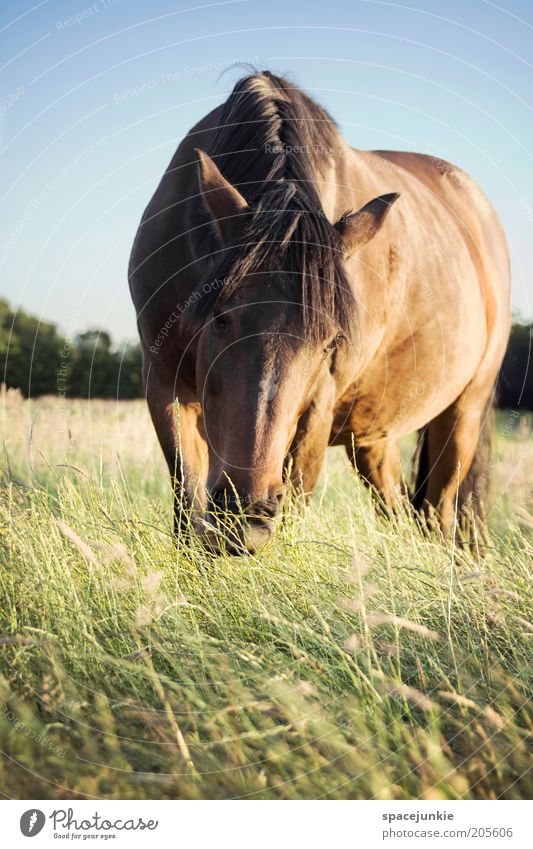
[337,387,453,444]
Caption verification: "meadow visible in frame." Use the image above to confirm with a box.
[0,390,531,799]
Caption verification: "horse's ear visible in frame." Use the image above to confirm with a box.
[195,148,250,243]
[335,193,400,256]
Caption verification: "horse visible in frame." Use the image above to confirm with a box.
[129,71,511,554]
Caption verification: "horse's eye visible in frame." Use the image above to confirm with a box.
[212,313,228,333]
[323,333,345,355]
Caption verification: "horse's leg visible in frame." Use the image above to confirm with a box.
[143,356,207,536]
[288,391,334,498]
[346,440,402,506]
[288,429,328,498]
[418,395,487,534]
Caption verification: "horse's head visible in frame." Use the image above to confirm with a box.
[187,150,399,553]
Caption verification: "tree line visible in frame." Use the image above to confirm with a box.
[0,298,531,408]
[498,319,532,411]
[0,299,142,399]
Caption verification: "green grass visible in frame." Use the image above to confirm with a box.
[0,394,531,799]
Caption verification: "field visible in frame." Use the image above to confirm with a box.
[0,391,531,800]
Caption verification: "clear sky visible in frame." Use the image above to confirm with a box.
[1,0,532,342]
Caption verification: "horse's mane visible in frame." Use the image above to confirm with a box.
[189,71,354,341]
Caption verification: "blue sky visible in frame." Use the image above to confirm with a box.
[1,0,532,341]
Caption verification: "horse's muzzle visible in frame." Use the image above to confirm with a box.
[203,485,286,554]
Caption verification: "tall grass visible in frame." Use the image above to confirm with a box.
[0,392,531,799]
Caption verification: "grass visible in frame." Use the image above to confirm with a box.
[0,390,531,799]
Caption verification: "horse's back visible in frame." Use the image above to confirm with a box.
[373,149,511,374]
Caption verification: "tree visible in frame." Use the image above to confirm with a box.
[0,299,66,396]
[0,301,143,399]
[67,330,142,399]
[498,321,532,411]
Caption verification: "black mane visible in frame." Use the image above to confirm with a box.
[189,71,354,341]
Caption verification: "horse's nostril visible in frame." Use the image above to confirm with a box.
[269,485,286,509]
[204,484,286,553]
[210,488,239,513]
[211,486,285,507]
[208,485,285,525]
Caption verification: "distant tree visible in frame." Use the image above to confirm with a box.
[0,301,143,399]
[67,330,142,399]
[116,343,143,399]
[76,329,113,352]
[0,298,66,396]
[69,329,118,397]
[498,321,532,411]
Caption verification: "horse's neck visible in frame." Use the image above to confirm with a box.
[317,139,374,224]
[325,144,398,222]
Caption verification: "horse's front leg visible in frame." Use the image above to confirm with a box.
[288,388,334,499]
[143,355,207,537]
[346,439,403,507]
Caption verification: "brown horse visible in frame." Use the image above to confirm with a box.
[129,71,510,553]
